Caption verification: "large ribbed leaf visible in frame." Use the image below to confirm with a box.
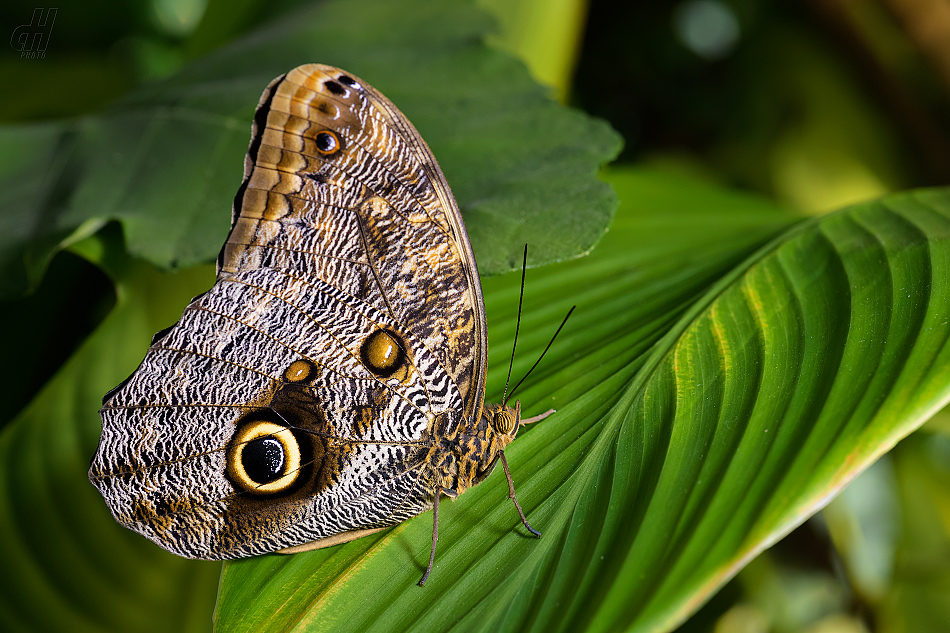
[7,167,949,633]
[213,169,799,631]
[215,173,950,631]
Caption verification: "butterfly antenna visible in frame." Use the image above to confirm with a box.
[506,305,575,403]
[502,245,528,407]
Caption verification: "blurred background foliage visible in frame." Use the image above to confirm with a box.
[2,0,949,632]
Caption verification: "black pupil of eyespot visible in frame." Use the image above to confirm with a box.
[338,75,356,87]
[316,133,335,152]
[243,436,285,484]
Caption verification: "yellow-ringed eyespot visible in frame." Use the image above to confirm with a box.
[314,130,340,155]
[360,329,406,378]
[284,359,318,383]
[226,420,301,495]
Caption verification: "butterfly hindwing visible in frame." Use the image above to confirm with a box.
[94,264,471,557]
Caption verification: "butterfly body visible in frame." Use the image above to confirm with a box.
[89,65,534,566]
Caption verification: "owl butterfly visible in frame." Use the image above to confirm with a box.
[89,64,558,585]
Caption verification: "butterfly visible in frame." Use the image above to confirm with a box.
[88,64,556,585]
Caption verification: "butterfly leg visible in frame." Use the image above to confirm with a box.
[418,487,442,586]
[499,451,541,538]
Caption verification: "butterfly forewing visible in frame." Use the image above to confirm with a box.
[221,65,486,420]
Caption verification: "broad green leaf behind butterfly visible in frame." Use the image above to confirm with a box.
[0,0,621,299]
[216,177,950,633]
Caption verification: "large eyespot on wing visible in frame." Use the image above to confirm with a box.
[218,64,488,426]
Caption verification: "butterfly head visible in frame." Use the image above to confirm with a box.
[489,400,521,440]
[464,401,522,488]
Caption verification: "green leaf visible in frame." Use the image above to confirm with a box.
[0,250,221,632]
[10,167,949,632]
[0,122,94,298]
[0,165,790,632]
[212,175,950,632]
[0,0,620,299]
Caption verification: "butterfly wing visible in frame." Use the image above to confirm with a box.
[89,65,486,558]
